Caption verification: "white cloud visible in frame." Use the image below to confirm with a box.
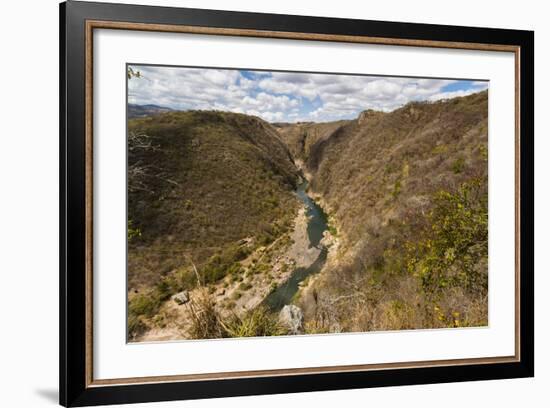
[128,65,487,123]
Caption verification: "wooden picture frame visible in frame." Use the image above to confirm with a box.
[60,1,534,406]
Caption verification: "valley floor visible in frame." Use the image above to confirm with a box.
[134,196,339,342]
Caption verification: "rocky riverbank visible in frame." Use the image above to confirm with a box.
[134,199,318,341]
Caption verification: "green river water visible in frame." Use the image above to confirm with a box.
[263,181,329,311]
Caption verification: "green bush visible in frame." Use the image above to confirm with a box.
[128,275,184,339]
[127,219,141,241]
[406,178,488,296]
[129,293,161,317]
[155,278,173,302]
[452,157,466,174]
[238,282,253,291]
[200,243,252,284]
[231,291,242,300]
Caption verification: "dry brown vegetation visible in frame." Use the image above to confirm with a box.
[274,120,349,164]
[185,288,286,340]
[127,111,300,338]
[292,91,489,332]
[127,90,489,340]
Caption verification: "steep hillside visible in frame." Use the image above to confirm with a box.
[310,91,488,244]
[127,111,300,292]
[291,91,489,333]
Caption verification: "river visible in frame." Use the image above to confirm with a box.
[263,181,329,311]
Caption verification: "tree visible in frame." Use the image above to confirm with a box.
[406,178,488,297]
[127,66,141,79]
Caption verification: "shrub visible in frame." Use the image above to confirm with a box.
[128,292,163,339]
[128,315,147,340]
[200,243,251,284]
[127,219,141,241]
[452,157,466,174]
[225,307,286,338]
[155,278,173,302]
[187,289,226,339]
[174,267,198,291]
[392,179,402,198]
[406,178,488,297]
[127,275,184,339]
[129,293,161,317]
[187,292,284,339]
[238,282,253,291]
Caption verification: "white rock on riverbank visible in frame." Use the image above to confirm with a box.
[279,305,304,335]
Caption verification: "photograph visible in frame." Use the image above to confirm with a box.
[54,1,535,405]
[126,65,489,342]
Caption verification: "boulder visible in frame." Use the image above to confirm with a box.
[278,305,304,335]
[320,230,335,247]
[173,290,190,305]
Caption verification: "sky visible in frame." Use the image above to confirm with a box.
[128,65,488,123]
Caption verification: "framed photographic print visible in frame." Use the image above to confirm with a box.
[59,1,534,406]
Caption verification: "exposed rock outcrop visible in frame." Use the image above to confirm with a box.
[279,305,304,335]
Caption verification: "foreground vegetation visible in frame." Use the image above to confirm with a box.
[186,289,286,339]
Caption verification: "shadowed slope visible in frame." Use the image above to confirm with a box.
[128,111,300,289]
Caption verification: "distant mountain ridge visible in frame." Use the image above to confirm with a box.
[128,103,174,118]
